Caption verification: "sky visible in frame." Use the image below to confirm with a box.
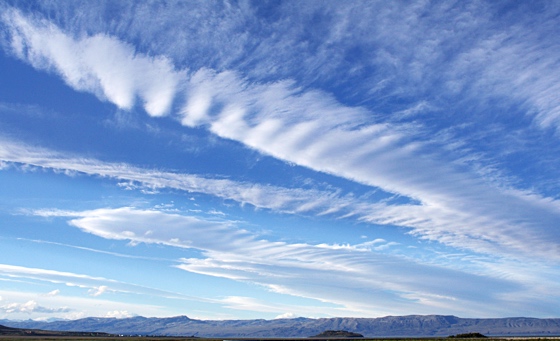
[1,0,560,321]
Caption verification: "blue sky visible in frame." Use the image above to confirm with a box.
[1,0,560,321]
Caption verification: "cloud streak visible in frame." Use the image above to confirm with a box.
[0,263,208,304]
[1,8,182,117]
[32,206,529,317]
[2,136,560,265]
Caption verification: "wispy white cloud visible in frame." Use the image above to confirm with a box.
[44,289,60,297]
[0,138,351,215]
[0,263,208,304]
[105,310,134,318]
[443,15,560,131]
[5,2,560,133]
[0,263,113,288]
[1,8,183,117]
[0,299,70,314]
[178,69,560,262]
[275,312,297,319]
[218,296,325,318]
[2,137,560,264]
[31,206,542,317]
[15,237,177,263]
[88,286,109,297]
[0,289,167,320]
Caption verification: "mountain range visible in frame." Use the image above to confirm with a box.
[2,315,560,337]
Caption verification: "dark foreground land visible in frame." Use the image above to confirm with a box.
[1,325,559,340]
[0,335,560,341]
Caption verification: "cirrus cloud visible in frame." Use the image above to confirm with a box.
[1,8,183,117]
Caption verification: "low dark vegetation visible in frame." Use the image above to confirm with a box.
[311,330,364,338]
[448,332,487,338]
